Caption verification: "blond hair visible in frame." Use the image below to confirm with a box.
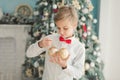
[54,5,78,24]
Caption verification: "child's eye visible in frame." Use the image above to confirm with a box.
[64,28,68,30]
[57,27,60,30]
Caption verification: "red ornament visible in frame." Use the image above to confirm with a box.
[82,24,87,32]
[53,9,58,13]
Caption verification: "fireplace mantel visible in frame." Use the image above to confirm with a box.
[0,24,31,80]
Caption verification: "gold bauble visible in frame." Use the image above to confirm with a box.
[48,47,58,56]
[59,48,69,59]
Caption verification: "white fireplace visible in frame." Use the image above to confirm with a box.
[0,25,31,80]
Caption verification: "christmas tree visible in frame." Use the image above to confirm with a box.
[22,0,104,80]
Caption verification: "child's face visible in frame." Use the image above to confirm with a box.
[55,19,76,38]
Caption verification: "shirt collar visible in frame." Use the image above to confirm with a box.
[58,34,75,41]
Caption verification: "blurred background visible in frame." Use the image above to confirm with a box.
[0,0,120,80]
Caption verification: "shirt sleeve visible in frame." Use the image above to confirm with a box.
[26,40,46,58]
[26,34,56,58]
[63,46,85,79]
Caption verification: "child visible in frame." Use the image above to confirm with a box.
[26,5,85,80]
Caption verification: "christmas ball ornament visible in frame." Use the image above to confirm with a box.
[39,2,43,6]
[44,2,48,6]
[88,3,94,11]
[53,4,57,9]
[88,14,93,19]
[50,23,55,27]
[87,26,92,31]
[93,19,97,23]
[90,62,95,67]
[82,8,89,14]
[81,5,84,8]
[82,24,87,32]
[53,8,58,13]
[81,16,86,21]
[95,39,100,44]
[33,31,40,37]
[91,35,97,41]
[44,12,49,16]
[59,48,69,59]
[83,32,87,37]
[97,51,101,56]
[34,61,39,68]
[48,47,58,56]
[85,63,90,71]
[79,21,84,25]
[93,51,97,55]
[0,8,3,20]
[87,31,91,36]
[96,57,101,63]
[96,47,100,51]
[25,68,32,77]
[33,11,39,16]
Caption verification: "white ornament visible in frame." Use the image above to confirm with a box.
[87,31,91,36]
[76,5,81,10]
[33,31,40,37]
[91,35,97,41]
[97,51,101,56]
[81,16,86,21]
[90,62,95,67]
[88,14,93,19]
[79,21,84,25]
[93,19,97,23]
[95,39,100,43]
[44,12,49,16]
[50,23,55,27]
[96,47,100,51]
[0,8,3,20]
[87,26,92,31]
[34,61,39,68]
[85,63,90,71]
[81,5,84,8]
[34,11,39,15]
[83,32,87,37]
[93,51,97,55]
[53,4,57,9]
[44,2,48,6]
[39,2,44,6]
[82,8,89,14]
[96,57,101,63]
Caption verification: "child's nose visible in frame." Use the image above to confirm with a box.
[59,30,64,35]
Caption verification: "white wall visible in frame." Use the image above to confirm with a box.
[99,0,120,80]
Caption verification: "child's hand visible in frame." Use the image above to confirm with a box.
[38,38,52,48]
[50,53,70,68]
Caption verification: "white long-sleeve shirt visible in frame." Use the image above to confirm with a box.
[26,33,85,80]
